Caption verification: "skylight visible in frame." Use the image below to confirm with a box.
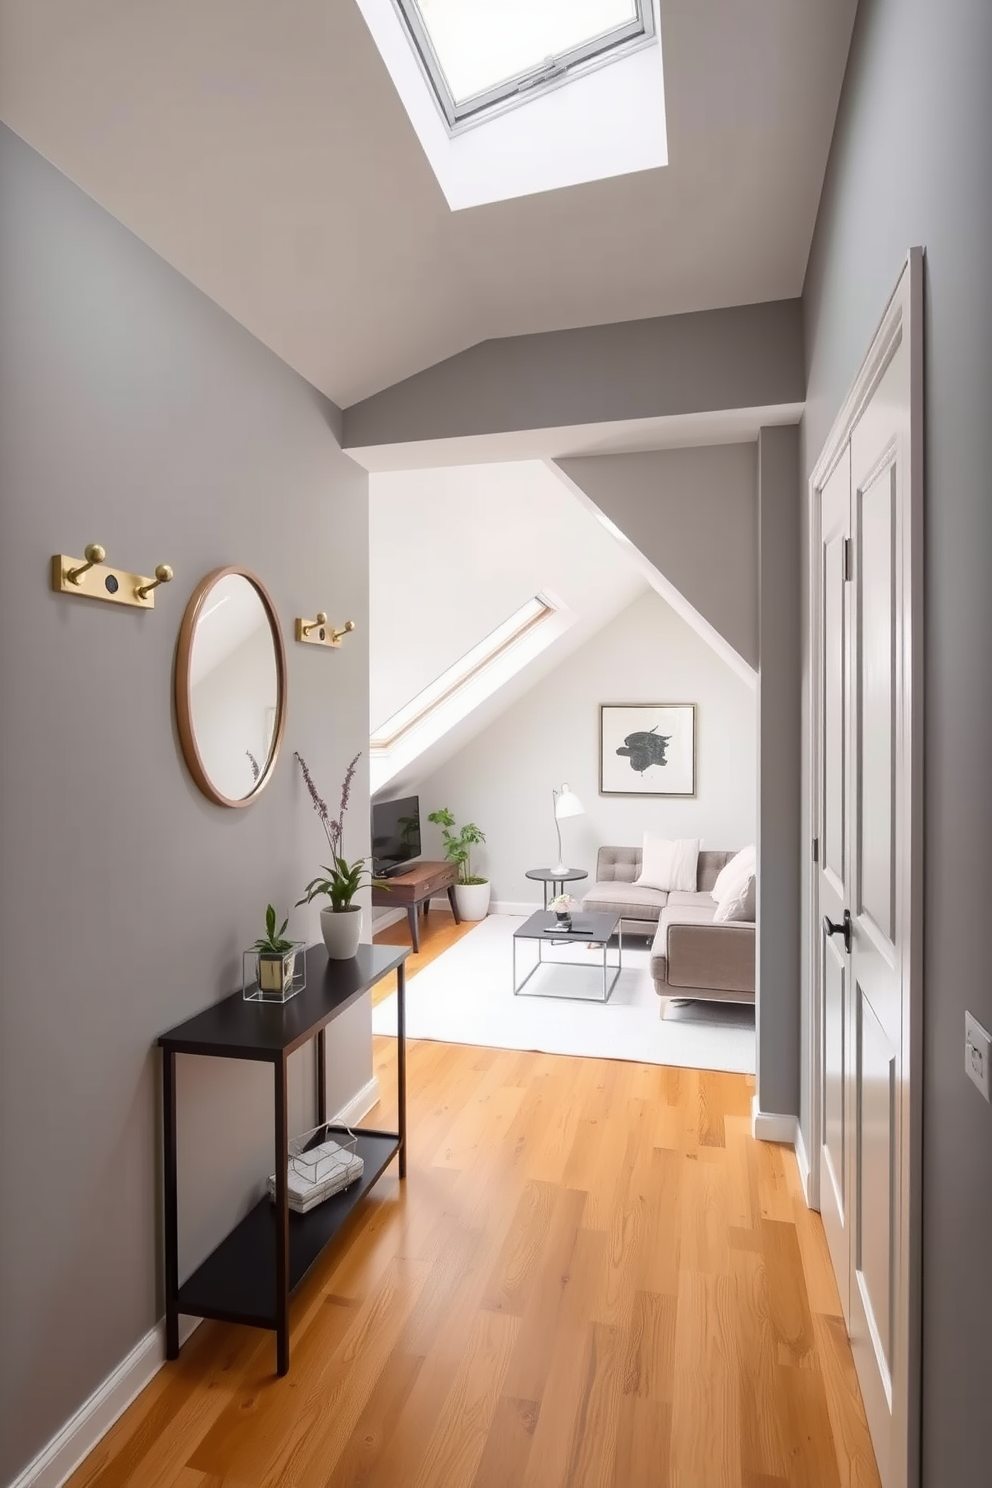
[371,595,555,751]
[395,0,656,130]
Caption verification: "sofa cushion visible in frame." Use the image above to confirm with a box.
[711,845,756,903]
[636,834,699,892]
[713,873,756,923]
[582,881,668,921]
[593,846,736,893]
[666,890,719,910]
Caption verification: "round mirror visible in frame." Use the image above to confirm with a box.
[175,568,287,807]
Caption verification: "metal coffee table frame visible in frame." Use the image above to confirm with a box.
[512,910,623,1004]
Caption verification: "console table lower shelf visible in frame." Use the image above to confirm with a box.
[158,942,408,1375]
[175,1128,399,1330]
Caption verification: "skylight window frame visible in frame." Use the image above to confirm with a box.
[392,0,657,135]
[371,594,556,753]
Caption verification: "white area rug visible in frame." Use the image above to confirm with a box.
[372,914,755,1074]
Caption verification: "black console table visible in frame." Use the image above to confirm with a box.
[158,941,408,1375]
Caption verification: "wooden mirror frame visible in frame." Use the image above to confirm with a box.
[175,566,288,809]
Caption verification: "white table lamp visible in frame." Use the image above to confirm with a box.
[552,783,584,876]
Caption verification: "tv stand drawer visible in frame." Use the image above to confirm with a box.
[372,860,457,906]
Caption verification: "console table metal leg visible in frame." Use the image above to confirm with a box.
[163,1048,180,1361]
[274,1055,290,1376]
[397,961,407,1179]
[315,1027,327,1128]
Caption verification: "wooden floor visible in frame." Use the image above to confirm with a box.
[67,914,880,1488]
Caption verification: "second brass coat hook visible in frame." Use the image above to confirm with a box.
[295,613,356,648]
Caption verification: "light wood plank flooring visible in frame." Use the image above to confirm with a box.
[67,913,879,1488]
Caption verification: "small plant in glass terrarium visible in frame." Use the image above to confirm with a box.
[549,892,578,928]
[247,905,302,1001]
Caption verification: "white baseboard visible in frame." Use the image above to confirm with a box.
[10,1314,200,1488]
[374,900,541,927]
[491,899,542,916]
[14,1075,383,1488]
[793,1118,811,1201]
[332,1075,381,1125]
[371,907,407,931]
[751,1096,800,1146]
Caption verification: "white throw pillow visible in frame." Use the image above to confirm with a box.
[713,872,756,923]
[636,835,700,893]
[711,845,756,904]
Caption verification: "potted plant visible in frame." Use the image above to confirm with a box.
[427,807,490,921]
[296,751,376,960]
[250,905,298,995]
[549,892,577,929]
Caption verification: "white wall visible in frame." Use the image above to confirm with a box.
[369,459,644,731]
[412,589,756,905]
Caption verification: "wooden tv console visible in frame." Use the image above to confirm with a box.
[371,859,460,953]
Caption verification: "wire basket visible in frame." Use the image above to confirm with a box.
[288,1124,359,1186]
[268,1124,364,1213]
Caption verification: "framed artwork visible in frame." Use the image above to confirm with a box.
[599,703,697,797]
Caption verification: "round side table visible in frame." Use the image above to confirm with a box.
[525,867,588,910]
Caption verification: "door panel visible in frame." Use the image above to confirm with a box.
[859,462,897,946]
[823,530,847,889]
[823,937,847,1220]
[857,986,895,1391]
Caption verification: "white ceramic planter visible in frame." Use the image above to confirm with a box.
[320,905,362,959]
[454,880,491,922]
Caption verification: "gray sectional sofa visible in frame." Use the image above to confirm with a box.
[581,845,755,1008]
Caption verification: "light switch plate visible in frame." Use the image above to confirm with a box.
[965,1012,991,1102]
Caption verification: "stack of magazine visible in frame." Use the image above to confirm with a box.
[267,1134,364,1215]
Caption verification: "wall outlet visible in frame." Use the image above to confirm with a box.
[965,1012,991,1102]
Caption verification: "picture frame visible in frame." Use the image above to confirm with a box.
[599,703,697,797]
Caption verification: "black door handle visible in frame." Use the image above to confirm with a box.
[823,909,852,954]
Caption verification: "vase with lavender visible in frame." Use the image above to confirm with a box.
[295,751,373,959]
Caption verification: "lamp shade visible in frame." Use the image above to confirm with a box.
[554,783,584,820]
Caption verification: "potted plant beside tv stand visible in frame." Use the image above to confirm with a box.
[372,860,460,952]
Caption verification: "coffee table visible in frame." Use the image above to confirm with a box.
[512,910,623,1004]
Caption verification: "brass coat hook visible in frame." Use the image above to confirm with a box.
[136,564,174,601]
[53,545,177,610]
[66,544,107,584]
[295,613,356,649]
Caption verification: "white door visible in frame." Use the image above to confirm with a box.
[812,256,922,1488]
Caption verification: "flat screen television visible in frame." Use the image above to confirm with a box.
[371,794,422,877]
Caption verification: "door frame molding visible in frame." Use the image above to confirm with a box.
[805,248,924,1486]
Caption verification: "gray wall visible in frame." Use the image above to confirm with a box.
[557,445,759,670]
[342,300,805,450]
[756,426,801,1118]
[801,2,992,1482]
[0,124,372,1483]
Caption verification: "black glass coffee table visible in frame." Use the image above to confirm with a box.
[512,910,623,1004]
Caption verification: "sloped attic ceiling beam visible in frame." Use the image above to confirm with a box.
[341,299,804,461]
[552,447,758,685]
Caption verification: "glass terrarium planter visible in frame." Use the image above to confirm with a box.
[243,943,307,1003]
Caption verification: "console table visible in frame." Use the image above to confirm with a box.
[371,859,460,952]
[158,941,408,1376]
